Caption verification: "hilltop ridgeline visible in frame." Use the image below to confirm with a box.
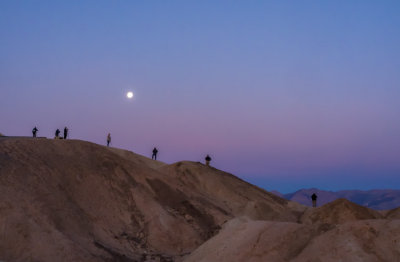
[278,188,400,210]
[0,138,297,261]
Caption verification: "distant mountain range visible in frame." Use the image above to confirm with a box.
[271,188,400,210]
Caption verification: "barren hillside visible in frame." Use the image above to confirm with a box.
[0,138,298,262]
[184,215,400,262]
[0,138,399,262]
[185,198,400,262]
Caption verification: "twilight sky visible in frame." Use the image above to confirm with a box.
[1,1,400,193]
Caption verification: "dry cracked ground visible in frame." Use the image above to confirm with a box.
[0,137,399,262]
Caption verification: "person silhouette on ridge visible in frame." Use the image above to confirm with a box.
[55,129,61,139]
[32,127,38,138]
[311,193,318,208]
[63,127,68,139]
[152,147,158,160]
[107,133,111,147]
[205,155,212,166]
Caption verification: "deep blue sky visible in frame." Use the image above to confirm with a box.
[1,1,400,193]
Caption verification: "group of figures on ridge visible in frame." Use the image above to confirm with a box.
[31,127,213,166]
[32,126,69,139]
[31,127,319,205]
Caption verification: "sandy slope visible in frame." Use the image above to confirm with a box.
[184,216,400,262]
[385,207,400,219]
[0,138,299,262]
[299,198,383,225]
[184,199,400,262]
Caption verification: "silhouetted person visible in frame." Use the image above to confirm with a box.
[205,155,212,166]
[32,127,38,137]
[152,147,158,160]
[311,193,317,208]
[55,129,60,139]
[63,127,68,139]
[107,133,111,147]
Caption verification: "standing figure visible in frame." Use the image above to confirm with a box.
[63,127,69,139]
[205,155,212,166]
[311,193,318,208]
[55,129,61,139]
[152,147,158,160]
[107,133,111,147]
[32,127,38,137]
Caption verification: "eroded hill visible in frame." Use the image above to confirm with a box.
[1,138,399,262]
[0,138,300,262]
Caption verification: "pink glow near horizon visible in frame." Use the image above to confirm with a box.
[1,1,400,192]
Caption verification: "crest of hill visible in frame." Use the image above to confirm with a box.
[280,188,400,210]
[284,188,338,206]
[300,198,383,225]
[0,137,299,262]
[385,207,400,219]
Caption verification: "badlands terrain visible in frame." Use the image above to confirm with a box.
[0,137,399,261]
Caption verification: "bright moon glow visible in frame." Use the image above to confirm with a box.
[126,91,134,99]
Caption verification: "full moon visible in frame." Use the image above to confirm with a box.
[126,91,134,99]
